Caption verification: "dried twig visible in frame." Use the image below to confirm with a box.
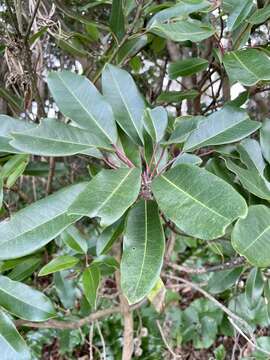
[156,320,181,359]
[167,256,246,275]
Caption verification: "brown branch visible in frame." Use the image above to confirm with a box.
[46,157,55,195]
[167,256,246,275]
[16,301,144,330]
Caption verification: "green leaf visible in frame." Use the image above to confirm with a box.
[164,116,202,145]
[116,35,148,64]
[149,19,215,43]
[54,271,76,309]
[96,218,125,256]
[207,267,243,294]
[121,200,165,304]
[245,268,264,307]
[0,115,33,153]
[248,4,270,24]
[157,89,199,103]
[148,0,212,26]
[183,106,261,152]
[152,164,247,240]
[9,256,42,281]
[5,158,28,189]
[1,154,29,179]
[232,205,270,267]
[0,88,23,112]
[172,153,202,167]
[0,275,56,321]
[62,225,88,254]
[10,118,111,156]
[39,255,79,276]
[24,161,67,177]
[144,107,168,143]
[47,71,117,144]
[260,119,270,164]
[226,0,253,31]
[68,168,141,227]
[110,0,125,40]
[82,266,100,308]
[0,309,31,360]
[223,49,270,86]
[225,139,270,200]
[169,58,208,79]
[102,64,145,145]
[0,182,87,260]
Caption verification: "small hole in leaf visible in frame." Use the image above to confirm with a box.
[132,247,136,250]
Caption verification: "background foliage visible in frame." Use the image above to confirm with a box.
[1,0,270,359]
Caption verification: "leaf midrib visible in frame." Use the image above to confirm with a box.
[133,200,148,298]
[108,67,142,142]
[0,281,51,315]
[94,169,135,215]
[242,224,270,253]
[184,114,250,150]
[56,73,112,142]
[12,132,106,149]
[160,175,229,221]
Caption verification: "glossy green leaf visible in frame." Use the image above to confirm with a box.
[223,49,270,86]
[102,64,145,145]
[110,0,125,40]
[0,115,33,153]
[0,182,87,260]
[0,309,31,360]
[183,106,260,152]
[47,71,117,144]
[121,200,165,304]
[169,58,208,79]
[10,118,111,156]
[152,164,247,240]
[0,275,56,321]
[9,257,41,281]
[164,116,202,145]
[39,255,79,276]
[225,139,270,200]
[1,154,29,180]
[144,107,168,143]
[157,89,199,103]
[232,205,270,267]
[260,119,270,164]
[116,35,148,64]
[172,153,202,167]
[245,268,264,308]
[82,266,100,308]
[5,157,28,189]
[248,4,270,24]
[148,0,212,26]
[68,168,141,227]
[96,218,125,256]
[226,0,253,31]
[62,225,88,254]
[149,19,215,43]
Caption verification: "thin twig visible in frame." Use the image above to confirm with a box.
[156,320,181,359]
[165,274,252,334]
[167,257,246,275]
[96,320,106,360]
[15,301,144,330]
[24,0,42,42]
